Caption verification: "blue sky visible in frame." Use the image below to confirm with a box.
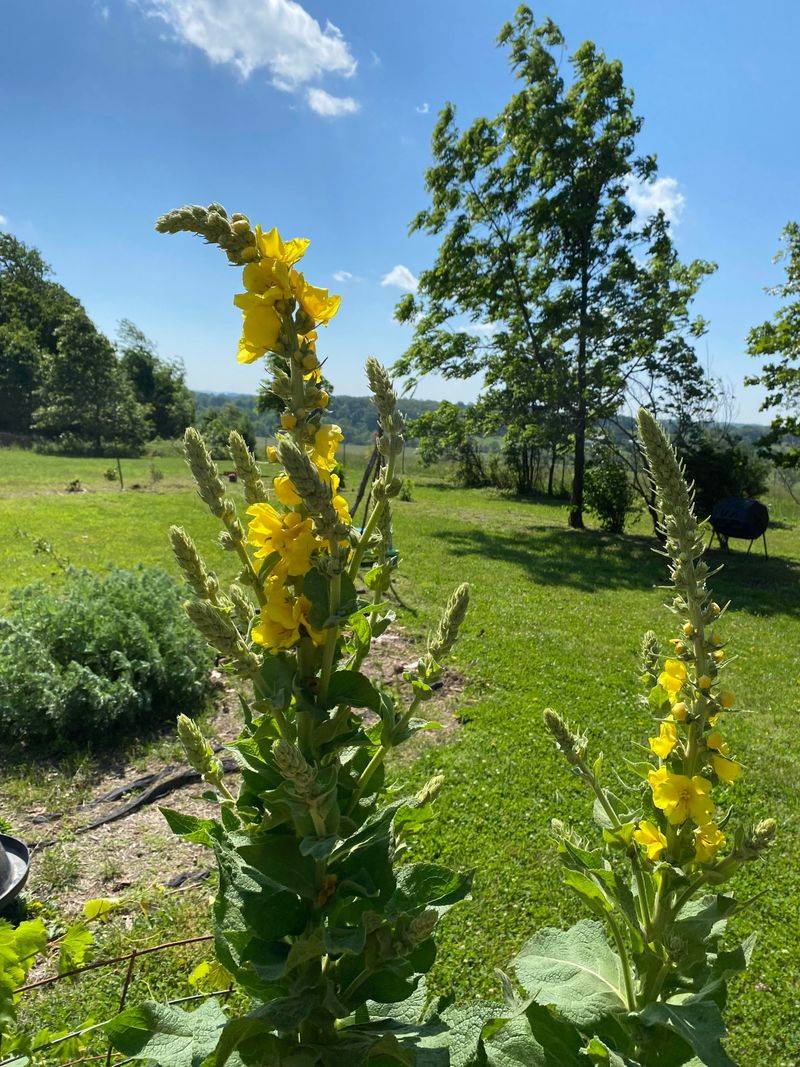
[2,1,798,421]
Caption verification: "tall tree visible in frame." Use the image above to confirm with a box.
[117,319,195,438]
[745,221,800,468]
[0,233,79,434]
[34,309,150,455]
[394,7,713,527]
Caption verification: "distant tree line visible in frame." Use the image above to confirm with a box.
[0,233,194,455]
[194,390,448,447]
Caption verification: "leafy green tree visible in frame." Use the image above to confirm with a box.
[0,233,80,433]
[34,308,150,455]
[409,400,486,486]
[199,401,257,457]
[394,8,714,528]
[745,221,800,467]
[117,319,195,438]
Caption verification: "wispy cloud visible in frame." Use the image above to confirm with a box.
[306,87,360,117]
[381,264,418,292]
[415,102,429,114]
[333,270,353,282]
[0,214,7,228]
[625,174,685,225]
[133,0,359,114]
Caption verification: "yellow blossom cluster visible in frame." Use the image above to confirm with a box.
[234,226,340,368]
[633,629,742,866]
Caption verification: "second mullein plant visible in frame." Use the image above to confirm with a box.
[106,206,473,1065]
[468,410,775,1066]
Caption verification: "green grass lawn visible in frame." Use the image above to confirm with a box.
[1,448,798,1064]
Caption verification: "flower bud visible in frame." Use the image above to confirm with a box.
[428,583,470,662]
[184,427,226,517]
[272,739,316,795]
[169,525,214,600]
[543,709,587,766]
[177,713,223,784]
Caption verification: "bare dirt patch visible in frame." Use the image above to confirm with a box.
[8,627,466,914]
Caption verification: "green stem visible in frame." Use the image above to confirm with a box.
[319,560,341,701]
[606,911,638,1011]
[347,448,397,583]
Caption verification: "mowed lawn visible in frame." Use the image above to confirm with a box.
[1,448,799,1064]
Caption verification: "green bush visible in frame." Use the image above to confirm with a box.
[676,428,770,517]
[584,447,638,533]
[0,566,214,752]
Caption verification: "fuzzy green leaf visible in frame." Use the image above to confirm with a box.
[160,808,216,845]
[105,999,227,1067]
[512,921,627,1028]
[324,669,382,712]
[638,999,735,1066]
[58,924,93,973]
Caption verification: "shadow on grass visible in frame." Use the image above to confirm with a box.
[431,523,800,617]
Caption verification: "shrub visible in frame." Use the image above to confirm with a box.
[0,566,214,751]
[585,446,638,533]
[398,476,414,500]
[676,427,770,517]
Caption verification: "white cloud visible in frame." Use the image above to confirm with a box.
[0,214,7,227]
[625,174,685,225]
[333,270,352,282]
[306,87,359,117]
[415,102,429,114]
[381,264,418,292]
[370,50,381,67]
[134,0,357,90]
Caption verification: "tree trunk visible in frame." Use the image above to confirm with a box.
[547,444,557,496]
[569,252,590,529]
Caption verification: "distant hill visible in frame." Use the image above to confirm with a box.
[193,391,452,444]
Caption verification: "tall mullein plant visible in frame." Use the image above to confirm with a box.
[107,205,472,1067]
[472,409,775,1067]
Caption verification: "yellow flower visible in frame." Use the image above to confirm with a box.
[697,674,712,690]
[235,298,282,364]
[658,659,686,696]
[312,424,343,472]
[694,821,726,863]
[713,649,725,663]
[267,446,279,464]
[247,504,317,577]
[648,767,714,826]
[274,474,302,508]
[683,622,694,637]
[633,820,668,861]
[649,720,678,759]
[672,701,688,722]
[292,272,341,325]
[254,225,310,266]
[712,754,742,784]
[706,730,728,754]
[316,390,330,410]
[251,578,324,652]
[280,413,298,430]
[240,257,293,300]
[720,691,735,709]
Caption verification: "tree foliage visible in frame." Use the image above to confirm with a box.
[394,7,714,527]
[745,221,800,467]
[33,308,150,454]
[0,233,80,435]
[409,401,486,486]
[117,319,195,438]
[200,401,257,457]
